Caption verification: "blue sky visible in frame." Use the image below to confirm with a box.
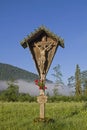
[0,0,87,84]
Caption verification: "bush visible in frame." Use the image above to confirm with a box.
[0,83,37,102]
[47,95,87,102]
[18,93,36,102]
[0,84,19,101]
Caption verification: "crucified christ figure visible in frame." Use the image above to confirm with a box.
[34,41,56,80]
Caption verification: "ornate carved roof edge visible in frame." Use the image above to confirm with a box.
[20,25,64,48]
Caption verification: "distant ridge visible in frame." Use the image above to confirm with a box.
[0,63,52,83]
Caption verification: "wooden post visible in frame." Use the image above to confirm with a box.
[40,103,45,119]
[37,95,47,119]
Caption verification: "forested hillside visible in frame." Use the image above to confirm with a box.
[0,63,52,83]
[0,63,38,81]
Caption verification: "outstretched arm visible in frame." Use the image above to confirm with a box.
[44,42,53,51]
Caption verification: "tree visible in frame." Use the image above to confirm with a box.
[52,64,64,96]
[83,80,87,96]
[67,76,75,87]
[0,83,19,101]
[75,64,82,96]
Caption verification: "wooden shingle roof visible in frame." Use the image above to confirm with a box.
[20,26,64,48]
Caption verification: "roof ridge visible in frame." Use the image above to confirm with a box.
[20,26,64,48]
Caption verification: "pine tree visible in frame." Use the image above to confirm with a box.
[75,64,82,96]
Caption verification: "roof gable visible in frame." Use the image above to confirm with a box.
[20,26,64,48]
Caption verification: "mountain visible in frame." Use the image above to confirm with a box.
[0,63,70,96]
[0,63,52,82]
[0,63,38,81]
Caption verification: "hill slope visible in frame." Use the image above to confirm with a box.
[0,63,71,96]
[0,63,39,82]
[0,63,52,82]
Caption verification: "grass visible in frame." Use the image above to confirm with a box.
[0,101,87,130]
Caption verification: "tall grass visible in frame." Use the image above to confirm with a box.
[0,101,87,130]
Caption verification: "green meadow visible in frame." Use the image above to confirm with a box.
[0,101,87,130]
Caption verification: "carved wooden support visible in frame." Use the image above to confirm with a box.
[37,95,47,119]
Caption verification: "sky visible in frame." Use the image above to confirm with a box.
[0,0,87,84]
